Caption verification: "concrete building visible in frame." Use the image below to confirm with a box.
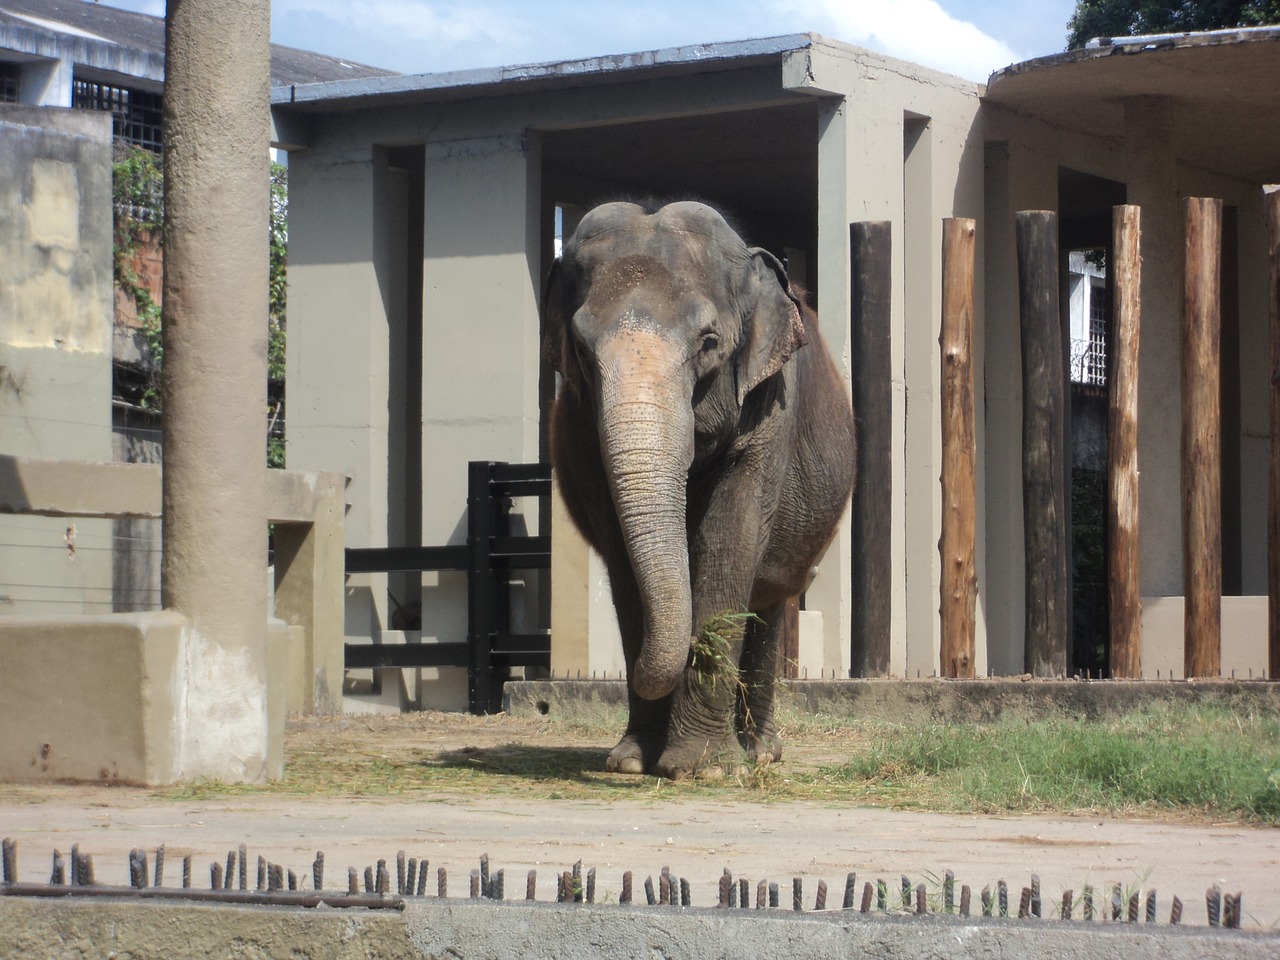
[273,27,1278,705]
[0,0,395,619]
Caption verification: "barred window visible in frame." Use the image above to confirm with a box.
[72,77,163,152]
[0,62,19,103]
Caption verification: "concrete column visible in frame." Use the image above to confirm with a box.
[161,0,271,781]
[1124,97,1183,598]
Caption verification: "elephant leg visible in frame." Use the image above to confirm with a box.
[601,551,671,774]
[737,601,783,764]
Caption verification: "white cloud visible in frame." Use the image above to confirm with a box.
[774,0,1020,81]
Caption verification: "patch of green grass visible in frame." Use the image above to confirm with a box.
[817,703,1280,822]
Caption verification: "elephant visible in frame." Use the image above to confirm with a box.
[543,200,855,780]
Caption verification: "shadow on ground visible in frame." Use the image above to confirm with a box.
[433,744,622,785]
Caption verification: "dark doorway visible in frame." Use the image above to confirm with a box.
[1058,168,1126,676]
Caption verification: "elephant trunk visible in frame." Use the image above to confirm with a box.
[596,330,694,701]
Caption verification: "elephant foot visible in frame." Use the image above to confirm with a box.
[605,733,658,775]
[743,731,783,766]
[652,737,747,782]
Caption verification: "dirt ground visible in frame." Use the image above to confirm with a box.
[2,711,1279,929]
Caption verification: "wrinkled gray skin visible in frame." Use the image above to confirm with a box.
[545,201,855,779]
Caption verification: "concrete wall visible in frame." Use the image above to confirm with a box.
[0,104,114,617]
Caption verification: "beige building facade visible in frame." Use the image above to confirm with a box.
[273,30,1279,703]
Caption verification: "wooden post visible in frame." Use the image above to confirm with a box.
[1016,212,1068,678]
[850,221,892,677]
[939,218,977,679]
[1183,197,1223,678]
[1267,190,1280,681]
[1109,205,1143,679]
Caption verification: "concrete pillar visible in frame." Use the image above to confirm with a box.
[1124,97,1183,598]
[161,0,271,781]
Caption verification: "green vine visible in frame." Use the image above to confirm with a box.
[111,148,288,467]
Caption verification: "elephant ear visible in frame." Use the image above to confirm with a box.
[541,258,568,376]
[735,248,807,405]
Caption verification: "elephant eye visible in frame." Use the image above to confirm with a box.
[699,333,719,354]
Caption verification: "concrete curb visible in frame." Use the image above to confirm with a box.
[3,894,1278,959]
[504,677,1280,723]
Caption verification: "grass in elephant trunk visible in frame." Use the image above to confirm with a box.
[154,698,1280,826]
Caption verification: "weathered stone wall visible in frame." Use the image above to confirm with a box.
[0,104,114,616]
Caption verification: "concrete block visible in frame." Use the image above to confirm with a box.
[0,611,290,786]
[0,611,186,785]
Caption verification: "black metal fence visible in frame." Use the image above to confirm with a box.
[344,461,551,714]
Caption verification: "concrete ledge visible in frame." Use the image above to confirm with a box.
[505,677,1280,723]
[1,894,1277,959]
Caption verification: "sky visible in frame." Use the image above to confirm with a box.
[101,0,1081,82]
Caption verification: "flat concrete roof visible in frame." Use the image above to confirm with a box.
[985,27,1280,184]
[271,34,817,112]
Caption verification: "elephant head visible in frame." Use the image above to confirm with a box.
[544,201,807,700]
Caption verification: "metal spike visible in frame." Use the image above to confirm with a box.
[312,852,324,893]
[843,873,857,910]
[224,851,235,890]
[417,860,428,897]
[210,861,223,890]
[644,875,656,906]
[364,866,374,894]
[182,854,191,889]
[288,869,297,892]
[738,877,749,909]
[960,884,971,918]
[377,860,389,896]
[769,881,780,909]
[912,883,925,915]
[1128,891,1139,923]
[719,869,731,907]
[137,849,149,888]
[348,867,358,896]
[83,853,95,886]
[792,877,803,912]
[814,879,827,911]
[1031,874,1041,918]
[1018,887,1031,919]
[50,850,65,886]
[998,880,1008,917]
[860,881,873,914]
[620,871,632,905]
[660,866,670,906]
[1170,895,1183,925]
[493,869,504,901]
[944,870,955,914]
[1224,891,1241,929]
[257,855,267,891]
[1083,885,1094,921]
[438,866,447,899]
[758,879,768,910]
[238,845,247,891]
[398,851,408,896]
[526,869,537,901]
[981,885,993,917]
[876,879,887,911]
[1112,883,1123,922]
[901,875,912,910]
[1062,889,1074,921]
[1,838,15,884]
[470,869,481,899]
[1145,890,1156,924]
[681,877,692,907]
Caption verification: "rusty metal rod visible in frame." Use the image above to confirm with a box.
[0,881,404,910]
